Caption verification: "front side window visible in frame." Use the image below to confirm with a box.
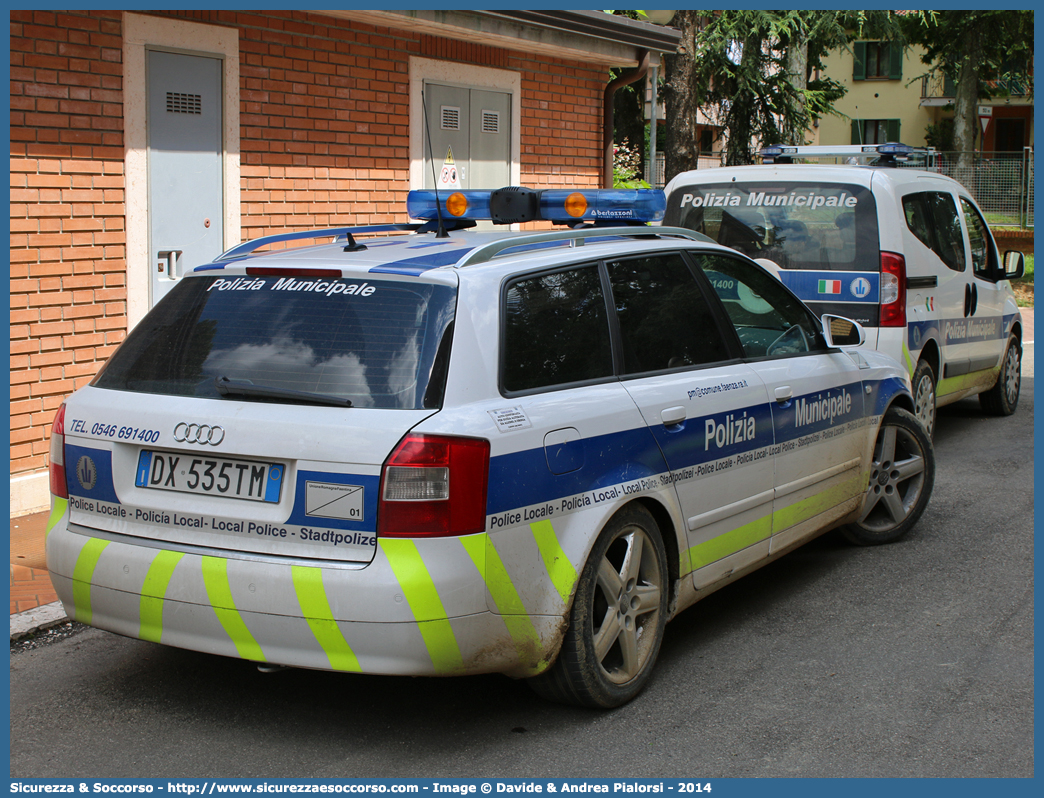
[960,197,998,280]
[93,276,456,409]
[664,181,879,272]
[605,253,731,374]
[502,265,613,393]
[696,255,824,359]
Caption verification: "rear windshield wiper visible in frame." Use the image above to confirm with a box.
[214,376,353,407]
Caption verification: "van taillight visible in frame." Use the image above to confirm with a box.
[377,434,490,538]
[49,403,68,499]
[880,251,907,328]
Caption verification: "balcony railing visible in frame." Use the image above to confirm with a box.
[921,74,1030,102]
[921,73,956,102]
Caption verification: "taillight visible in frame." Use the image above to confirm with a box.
[377,434,490,538]
[49,403,68,499]
[880,251,907,328]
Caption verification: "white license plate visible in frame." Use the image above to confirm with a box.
[135,450,283,503]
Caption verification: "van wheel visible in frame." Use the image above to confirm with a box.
[528,505,668,709]
[911,360,937,437]
[843,407,934,546]
[979,336,1021,416]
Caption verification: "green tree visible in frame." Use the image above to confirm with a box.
[902,11,1033,166]
[662,11,909,175]
[609,11,647,180]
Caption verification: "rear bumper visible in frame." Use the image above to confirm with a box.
[46,515,562,679]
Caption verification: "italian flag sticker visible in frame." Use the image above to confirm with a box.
[818,279,841,294]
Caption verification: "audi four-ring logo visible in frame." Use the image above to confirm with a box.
[173,422,225,446]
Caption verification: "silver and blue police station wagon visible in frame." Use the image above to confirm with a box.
[46,187,935,708]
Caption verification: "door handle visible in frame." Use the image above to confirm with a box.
[970,283,978,316]
[660,406,687,427]
[774,386,793,405]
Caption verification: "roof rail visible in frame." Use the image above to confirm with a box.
[215,224,420,262]
[453,226,709,268]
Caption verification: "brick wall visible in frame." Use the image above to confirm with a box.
[209,10,604,237]
[10,9,126,481]
[518,54,604,187]
[10,8,609,496]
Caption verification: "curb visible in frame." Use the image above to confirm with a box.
[11,601,68,641]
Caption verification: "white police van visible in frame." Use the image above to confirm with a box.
[46,186,934,708]
[663,143,1026,436]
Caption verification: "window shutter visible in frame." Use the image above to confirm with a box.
[888,44,903,80]
[851,119,863,145]
[887,119,901,142]
[853,42,867,81]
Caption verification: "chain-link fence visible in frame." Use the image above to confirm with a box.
[908,149,1034,229]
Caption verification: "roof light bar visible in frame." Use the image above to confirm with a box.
[406,187,666,226]
[760,142,922,164]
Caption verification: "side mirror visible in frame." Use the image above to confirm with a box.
[821,314,865,348]
[1003,250,1025,280]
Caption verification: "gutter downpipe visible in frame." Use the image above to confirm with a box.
[603,49,650,188]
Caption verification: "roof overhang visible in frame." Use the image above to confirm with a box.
[313,9,680,67]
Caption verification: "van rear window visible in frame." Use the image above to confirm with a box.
[92,275,456,409]
[664,182,880,272]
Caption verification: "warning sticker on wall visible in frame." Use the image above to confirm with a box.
[438,147,462,190]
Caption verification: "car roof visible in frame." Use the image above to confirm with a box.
[663,164,964,196]
[189,226,739,282]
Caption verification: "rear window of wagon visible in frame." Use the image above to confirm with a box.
[92,275,456,409]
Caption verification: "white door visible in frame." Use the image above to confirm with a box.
[605,252,778,589]
[695,253,867,553]
[959,196,1010,376]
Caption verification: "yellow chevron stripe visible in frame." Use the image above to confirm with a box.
[292,566,361,672]
[529,520,578,604]
[461,534,541,660]
[201,556,266,662]
[379,538,463,674]
[71,537,109,625]
[138,550,185,644]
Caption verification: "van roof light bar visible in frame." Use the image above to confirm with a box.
[761,142,921,164]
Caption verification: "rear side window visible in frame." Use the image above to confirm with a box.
[605,253,731,373]
[502,265,613,392]
[664,181,880,272]
[903,191,966,272]
[92,276,456,409]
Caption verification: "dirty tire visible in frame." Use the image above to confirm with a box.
[911,359,937,437]
[528,504,668,709]
[979,336,1021,416]
[843,407,935,546]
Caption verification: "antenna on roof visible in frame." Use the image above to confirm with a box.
[421,90,449,239]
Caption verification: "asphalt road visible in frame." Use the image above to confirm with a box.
[10,348,1034,779]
